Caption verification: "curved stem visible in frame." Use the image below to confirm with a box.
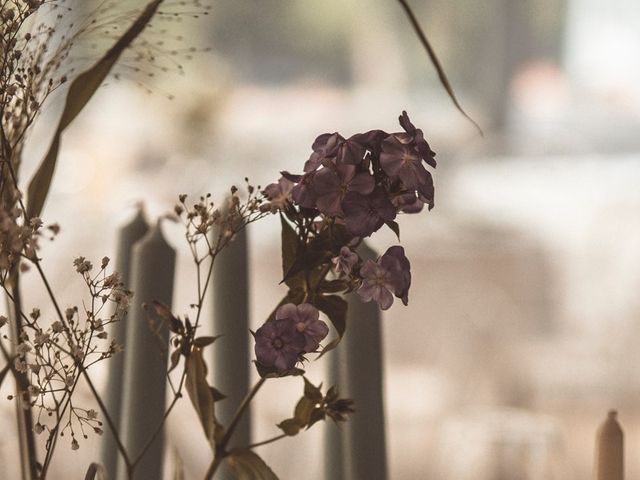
[220,377,266,449]
[244,433,287,450]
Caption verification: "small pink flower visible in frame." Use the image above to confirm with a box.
[254,319,305,371]
[276,303,329,353]
[332,246,359,275]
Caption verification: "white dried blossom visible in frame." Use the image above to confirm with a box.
[73,257,92,274]
[14,357,27,373]
[34,331,49,346]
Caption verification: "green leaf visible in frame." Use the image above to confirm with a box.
[168,348,181,374]
[194,335,222,348]
[253,361,304,379]
[185,348,219,449]
[303,377,323,403]
[276,418,301,436]
[315,295,347,357]
[293,397,315,426]
[83,463,107,480]
[307,408,326,429]
[385,220,400,241]
[210,386,227,402]
[226,449,279,480]
[280,214,301,287]
[26,0,162,218]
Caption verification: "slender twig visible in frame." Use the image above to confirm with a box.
[244,433,287,450]
[221,377,266,449]
[80,367,132,466]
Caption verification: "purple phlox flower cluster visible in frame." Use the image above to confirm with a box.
[357,246,411,310]
[261,111,436,238]
[254,303,329,371]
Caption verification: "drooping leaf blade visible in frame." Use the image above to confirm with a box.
[226,449,279,480]
[26,0,162,218]
[185,348,220,449]
[396,0,483,136]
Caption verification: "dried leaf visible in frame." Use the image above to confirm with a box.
[276,418,300,436]
[226,449,279,480]
[185,348,219,449]
[280,214,298,285]
[396,0,482,136]
[26,0,162,218]
[293,397,315,426]
[303,377,323,403]
[254,361,304,379]
[385,220,400,241]
[194,336,222,348]
[168,348,181,374]
[210,386,227,402]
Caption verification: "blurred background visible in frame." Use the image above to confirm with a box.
[2,0,640,478]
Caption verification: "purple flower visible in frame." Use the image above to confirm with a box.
[291,171,318,209]
[332,246,359,275]
[313,164,375,216]
[276,303,329,353]
[342,189,396,238]
[379,136,433,191]
[357,260,397,310]
[397,111,437,168]
[357,246,412,309]
[305,133,343,172]
[380,246,411,305]
[335,137,367,165]
[254,318,306,371]
[262,177,294,212]
[392,192,424,214]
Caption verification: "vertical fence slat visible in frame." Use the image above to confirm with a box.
[118,222,175,480]
[324,341,347,479]
[594,410,624,480]
[102,208,148,479]
[344,242,387,480]
[211,223,251,478]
